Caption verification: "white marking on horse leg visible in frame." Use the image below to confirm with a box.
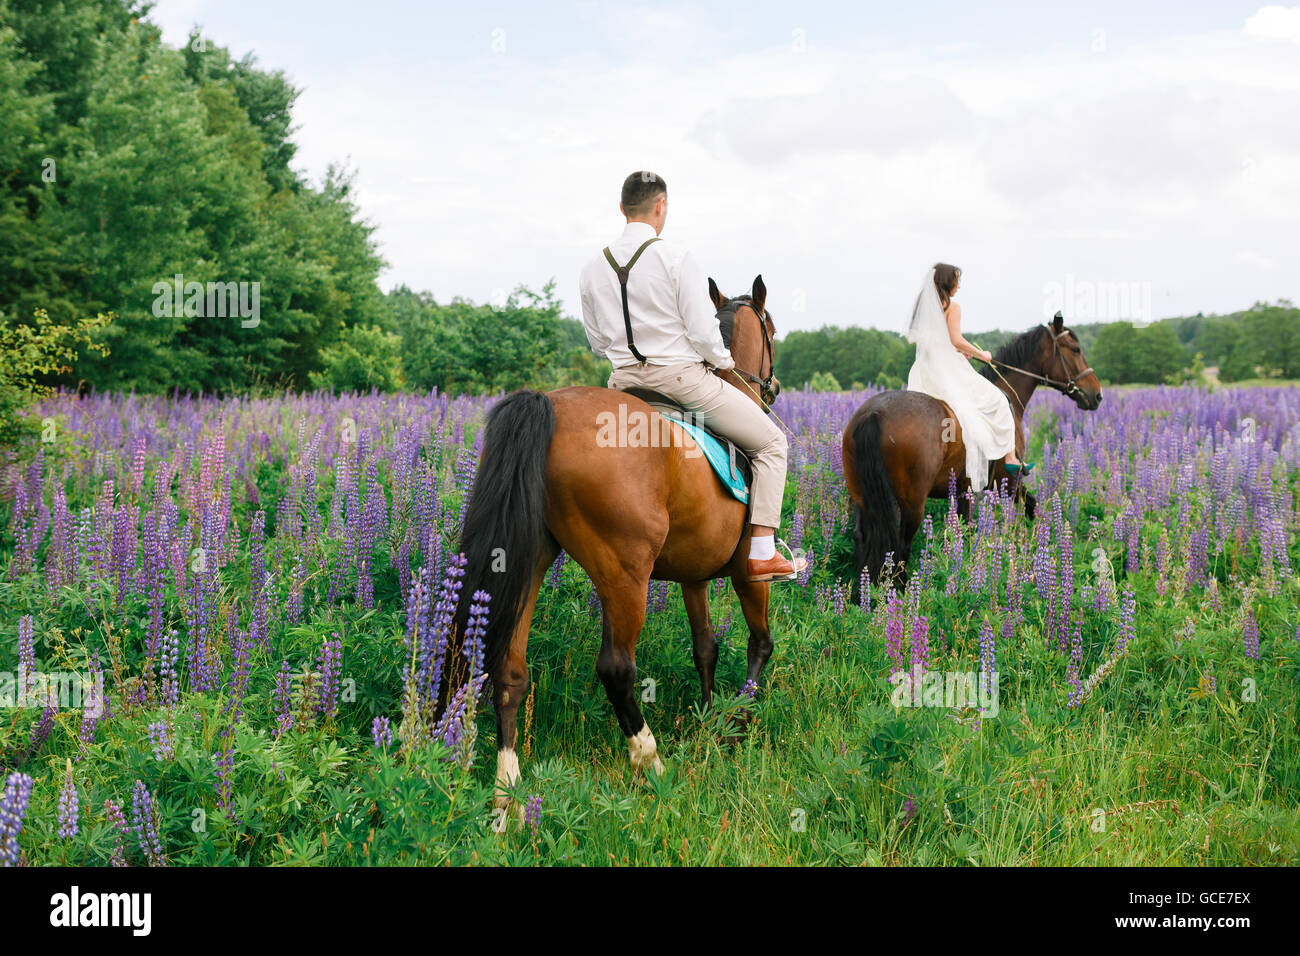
[628,722,665,776]
[494,748,521,811]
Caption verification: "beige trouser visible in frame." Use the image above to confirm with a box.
[608,361,787,529]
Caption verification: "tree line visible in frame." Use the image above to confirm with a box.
[775,301,1298,391]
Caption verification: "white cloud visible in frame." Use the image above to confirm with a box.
[1244,5,1300,42]
[206,5,1300,333]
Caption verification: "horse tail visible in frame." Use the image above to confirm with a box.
[454,389,556,679]
[850,411,903,586]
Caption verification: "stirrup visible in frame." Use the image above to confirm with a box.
[750,539,809,583]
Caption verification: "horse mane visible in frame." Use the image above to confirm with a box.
[979,325,1046,382]
[717,295,776,350]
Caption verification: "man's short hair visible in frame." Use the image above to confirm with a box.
[621,171,667,216]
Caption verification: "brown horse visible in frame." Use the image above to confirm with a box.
[450,276,781,810]
[842,313,1102,589]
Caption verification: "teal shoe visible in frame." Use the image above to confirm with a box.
[1005,461,1035,475]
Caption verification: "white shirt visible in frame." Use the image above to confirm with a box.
[578,221,734,370]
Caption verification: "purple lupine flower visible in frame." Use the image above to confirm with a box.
[148,720,174,761]
[0,772,35,866]
[547,553,566,588]
[58,762,79,840]
[104,799,129,867]
[1116,583,1136,656]
[29,696,56,752]
[979,620,996,684]
[158,628,180,709]
[740,678,758,700]
[223,625,253,724]
[131,780,166,866]
[1066,613,1084,708]
[273,660,295,737]
[420,552,467,709]
[525,793,543,839]
[1242,606,1260,660]
[287,554,305,625]
[884,588,905,677]
[909,615,930,680]
[316,634,343,719]
[464,590,491,679]
[17,614,36,701]
[372,716,394,747]
[76,652,107,760]
[130,435,147,494]
[902,793,916,826]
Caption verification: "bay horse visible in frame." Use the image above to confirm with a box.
[450,276,781,810]
[841,312,1102,589]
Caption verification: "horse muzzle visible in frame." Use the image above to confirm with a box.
[762,378,781,406]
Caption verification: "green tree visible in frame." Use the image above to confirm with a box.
[309,324,404,393]
[0,307,110,444]
[808,370,842,392]
[1092,322,1138,384]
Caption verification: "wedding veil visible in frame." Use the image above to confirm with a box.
[907,267,951,356]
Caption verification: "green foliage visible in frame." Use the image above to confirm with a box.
[776,325,914,390]
[1091,322,1188,385]
[309,324,405,393]
[390,280,607,394]
[0,0,384,394]
[0,307,109,444]
[807,370,842,392]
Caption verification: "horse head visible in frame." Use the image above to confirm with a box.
[707,275,781,408]
[1042,312,1103,410]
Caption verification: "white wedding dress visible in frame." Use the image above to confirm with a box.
[905,268,1016,493]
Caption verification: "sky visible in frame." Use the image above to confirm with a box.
[150,1,1300,336]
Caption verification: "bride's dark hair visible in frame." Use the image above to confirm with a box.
[933,263,961,310]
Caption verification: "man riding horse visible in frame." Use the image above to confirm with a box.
[449,171,806,811]
[578,171,808,582]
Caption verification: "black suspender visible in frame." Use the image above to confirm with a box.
[602,237,661,365]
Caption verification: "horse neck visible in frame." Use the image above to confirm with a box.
[727,309,768,407]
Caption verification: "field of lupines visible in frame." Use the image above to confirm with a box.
[1,382,1297,866]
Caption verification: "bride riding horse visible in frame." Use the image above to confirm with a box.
[842,310,1102,589]
[449,277,781,810]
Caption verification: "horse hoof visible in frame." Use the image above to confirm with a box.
[491,794,525,829]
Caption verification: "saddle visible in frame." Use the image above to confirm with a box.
[620,386,753,502]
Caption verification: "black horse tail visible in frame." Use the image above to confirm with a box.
[850,411,902,592]
[453,389,555,681]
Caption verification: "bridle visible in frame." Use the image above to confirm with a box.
[987,323,1096,409]
[717,298,779,408]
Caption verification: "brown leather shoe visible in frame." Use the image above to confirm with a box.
[747,540,810,582]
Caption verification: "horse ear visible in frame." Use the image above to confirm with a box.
[1052,310,1064,332]
[751,275,767,315]
[708,277,726,311]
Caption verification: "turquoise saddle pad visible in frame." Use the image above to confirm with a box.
[660,416,749,504]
